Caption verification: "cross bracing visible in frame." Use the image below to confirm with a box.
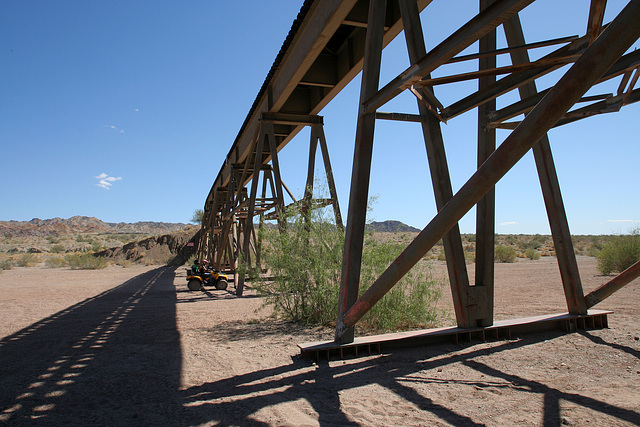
[197,0,640,345]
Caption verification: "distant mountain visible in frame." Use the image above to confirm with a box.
[366,220,420,233]
[0,216,187,237]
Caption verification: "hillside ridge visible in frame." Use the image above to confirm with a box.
[0,216,187,237]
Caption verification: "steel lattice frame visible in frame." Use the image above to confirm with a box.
[197,0,640,344]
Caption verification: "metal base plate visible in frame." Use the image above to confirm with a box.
[299,309,612,360]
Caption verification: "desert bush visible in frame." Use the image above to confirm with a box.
[254,202,443,332]
[597,229,640,275]
[0,258,14,271]
[495,245,517,263]
[116,259,133,268]
[254,207,344,325]
[525,248,541,260]
[358,239,441,333]
[50,244,65,253]
[45,256,67,268]
[65,253,108,270]
[16,254,38,267]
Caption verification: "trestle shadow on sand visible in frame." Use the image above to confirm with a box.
[2,268,638,426]
[0,267,183,425]
[180,332,640,426]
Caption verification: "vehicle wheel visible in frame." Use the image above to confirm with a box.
[216,279,228,290]
[188,279,203,291]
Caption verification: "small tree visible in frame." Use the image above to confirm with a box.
[597,228,640,275]
[255,199,443,332]
[525,248,541,260]
[191,209,204,225]
[495,245,517,263]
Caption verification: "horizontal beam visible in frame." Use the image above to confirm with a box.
[446,35,578,64]
[260,112,324,126]
[375,111,427,123]
[417,54,579,87]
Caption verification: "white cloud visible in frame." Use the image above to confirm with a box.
[500,221,517,226]
[607,219,637,223]
[95,173,122,190]
[105,124,125,133]
[134,108,139,112]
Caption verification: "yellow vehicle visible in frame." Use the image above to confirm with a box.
[186,268,229,291]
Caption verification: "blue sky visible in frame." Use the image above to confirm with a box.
[1,0,638,235]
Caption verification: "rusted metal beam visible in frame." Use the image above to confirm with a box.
[504,13,586,315]
[361,0,535,114]
[585,260,640,308]
[375,111,427,122]
[337,0,387,344]
[417,55,579,87]
[399,0,473,328]
[336,0,640,339]
[587,0,607,45]
[442,34,591,120]
[487,48,640,125]
[445,35,578,64]
[474,0,497,327]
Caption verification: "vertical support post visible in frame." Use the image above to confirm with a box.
[238,123,267,296]
[336,0,387,343]
[231,214,239,285]
[264,121,287,232]
[303,127,319,225]
[503,14,587,315]
[315,124,344,229]
[474,0,497,326]
[399,0,473,327]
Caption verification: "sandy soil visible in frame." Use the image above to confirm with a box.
[0,256,638,426]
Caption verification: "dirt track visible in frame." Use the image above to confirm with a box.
[1,257,638,426]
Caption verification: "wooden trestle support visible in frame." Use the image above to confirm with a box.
[197,113,342,296]
[196,0,640,356]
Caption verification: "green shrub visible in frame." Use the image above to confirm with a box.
[495,245,517,263]
[65,253,108,270]
[0,259,14,270]
[597,229,640,275]
[358,239,441,333]
[254,202,443,333]
[45,256,67,268]
[254,208,344,325]
[16,254,38,267]
[116,259,133,268]
[525,248,541,260]
[50,244,65,254]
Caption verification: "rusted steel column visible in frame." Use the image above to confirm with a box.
[238,127,267,296]
[474,0,497,326]
[504,14,587,315]
[336,0,640,338]
[336,0,387,344]
[315,124,344,229]
[585,260,640,308]
[399,0,473,327]
[303,127,319,217]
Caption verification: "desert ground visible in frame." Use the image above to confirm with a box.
[0,256,638,426]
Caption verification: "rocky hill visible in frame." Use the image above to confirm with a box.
[95,228,199,265]
[0,216,187,238]
[366,220,420,233]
